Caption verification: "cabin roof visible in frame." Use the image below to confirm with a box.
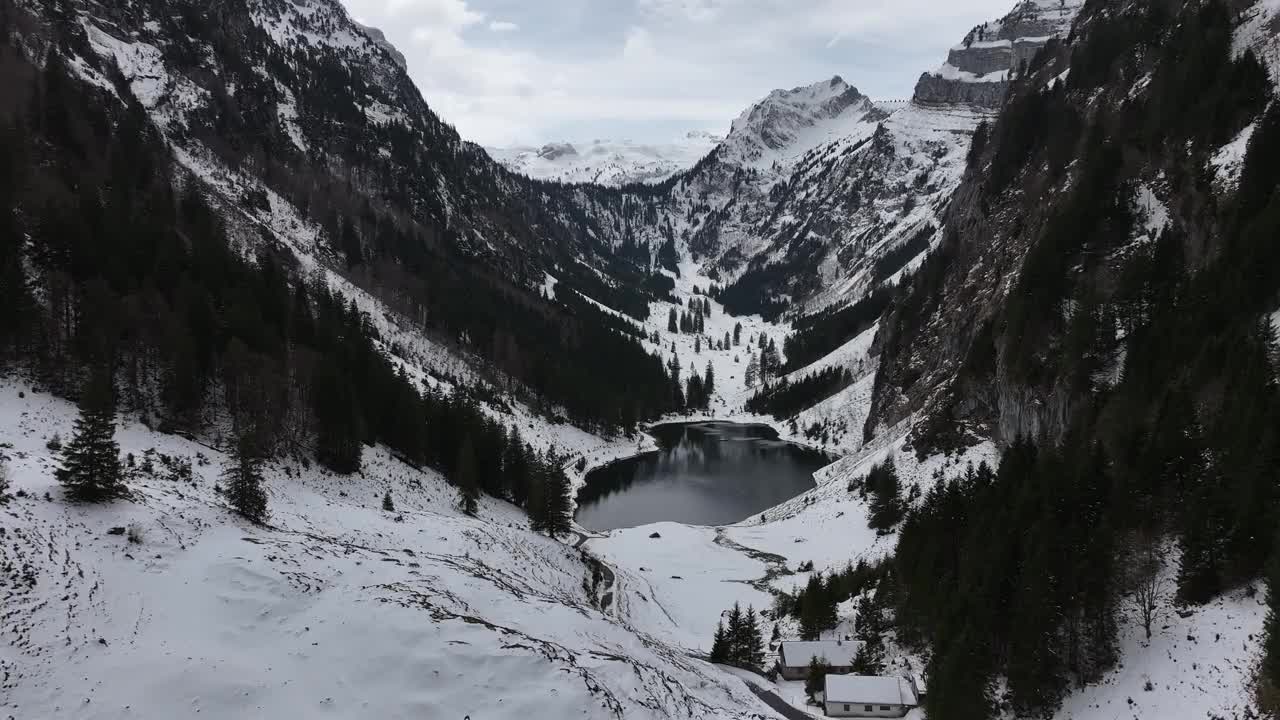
[778,640,860,668]
[824,675,917,706]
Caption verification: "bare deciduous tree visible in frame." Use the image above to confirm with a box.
[1127,528,1164,641]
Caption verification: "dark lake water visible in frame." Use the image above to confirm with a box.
[575,422,831,531]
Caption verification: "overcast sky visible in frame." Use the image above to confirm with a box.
[338,0,1015,147]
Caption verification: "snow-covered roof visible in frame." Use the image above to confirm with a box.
[824,675,917,706]
[779,640,860,668]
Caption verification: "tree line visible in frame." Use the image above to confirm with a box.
[0,16,577,535]
[709,602,766,670]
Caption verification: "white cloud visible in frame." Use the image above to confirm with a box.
[340,0,1019,146]
[386,0,483,26]
[638,0,734,22]
[621,26,655,60]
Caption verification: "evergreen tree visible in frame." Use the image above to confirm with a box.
[527,455,549,533]
[866,459,904,531]
[743,605,764,667]
[504,428,530,505]
[668,308,678,333]
[382,490,395,512]
[804,656,831,701]
[726,602,745,664]
[745,353,759,388]
[456,436,480,516]
[1264,532,1280,709]
[57,368,125,501]
[733,322,742,345]
[223,434,268,524]
[799,574,838,640]
[760,339,780,382]
[669,353,685,409]
[710,621,729,663]
[852,592,887,675]
[704,362,715,398]
[314,360,363,474]
[542,466,574,539]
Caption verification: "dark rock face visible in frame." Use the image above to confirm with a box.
[948,44,1013,77]
[913,73,1009,109]
[354,22,407,70]
[868,0,1274,456]
[537,143,579,161]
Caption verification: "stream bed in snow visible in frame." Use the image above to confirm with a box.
[575,421,831,530]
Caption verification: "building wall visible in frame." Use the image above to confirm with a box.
[823,701,911,718]
[778,664,853,681]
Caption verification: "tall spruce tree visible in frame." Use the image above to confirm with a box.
[804,656,831,701]
[867,459,904,531]
[223,434,268,524]
[542,466,574,539]
[726,603,745,664]
[743,605,764,668]
[710,621,728,663]
[503,429,530,505]
[57,368,124,501]
[799,573,837,640]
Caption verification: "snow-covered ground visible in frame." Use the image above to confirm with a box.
[0,380,770,720]
[1051,562,1264,720]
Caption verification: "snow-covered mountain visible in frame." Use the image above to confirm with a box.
[718,76,882,170]
[488,132,721,186]
[6,0,1280,718]
[592,5,1082,319]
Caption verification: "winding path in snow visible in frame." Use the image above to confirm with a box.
[715,666,818,720]
[569,530,617,612]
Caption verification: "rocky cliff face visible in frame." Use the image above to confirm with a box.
[682,2,1082,318]
[53,0,675,313]
[914,0,1083,108]
[867,0,1279,453]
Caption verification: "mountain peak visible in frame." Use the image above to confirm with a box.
[721,76,875,167]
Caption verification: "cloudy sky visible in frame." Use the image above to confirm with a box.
[339,0,1015,147]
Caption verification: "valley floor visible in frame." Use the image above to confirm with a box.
[2,259,1267,719]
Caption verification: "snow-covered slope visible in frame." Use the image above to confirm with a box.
[0,382,769,719]
[487,132,721,186]
[718,76,883,171]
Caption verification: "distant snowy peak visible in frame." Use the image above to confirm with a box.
[487,134,722,186]
[718,76,883,170]
[914,0,1083,108]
